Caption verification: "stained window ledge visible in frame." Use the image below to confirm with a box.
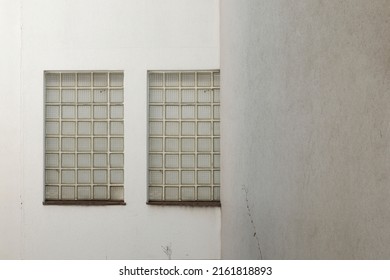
[147,201,221,207]
[43,200,126,206]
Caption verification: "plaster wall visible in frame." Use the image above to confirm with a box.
[221,0,390,259]
[17,0,220,259]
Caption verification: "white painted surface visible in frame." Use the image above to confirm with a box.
[221,0,390,259]
[0,0,22,259]
[0,0,220,259]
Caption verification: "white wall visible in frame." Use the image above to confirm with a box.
[17,0,220,259]
[0,0,22,259]
[221,0,390,259]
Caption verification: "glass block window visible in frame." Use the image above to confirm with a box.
[44,71,124,203]
[148,71,220,202]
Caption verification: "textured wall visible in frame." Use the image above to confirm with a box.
[221,0,390,259]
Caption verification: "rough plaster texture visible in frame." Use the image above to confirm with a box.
[221,0,390,259]
[0,0,220,259]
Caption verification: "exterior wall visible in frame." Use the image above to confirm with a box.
[16,0,220,259]
[0,0,22,259]
[221,0,390,259]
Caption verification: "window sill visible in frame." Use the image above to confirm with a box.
[43,200,126,206]
[147,201,221,207]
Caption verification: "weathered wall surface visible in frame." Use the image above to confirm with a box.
[221,0,390,259]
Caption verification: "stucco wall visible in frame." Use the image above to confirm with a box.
[221,0,390,259]
[0,0,221,259]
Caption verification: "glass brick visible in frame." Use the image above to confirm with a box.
[181,186,195,200]
[62,105,76,118]
[149,138,163,152]
[149,89,163,103]
[214,122,220,136]
[46,105,60,119]
[110,154,124,168]
[94,105,108,119]
[198,89,212,102]
[78,89,92,103]
[213,89,220,102]
[45,186,59,200]
[165,154,179,168]
[46,89,60,103]
[77,153,91,168]
[93,73,108,87]
[197,186,211,200]
[110,170,124,184]
[94,122,108,135]
[149,186,163,201]
[197,154,211,168]
[62,154,75,168]
[165,73,179,87]
[214,171,220,184]
[150,154,163,168]
[182,89,195,102]
[150,122,163,136]
[45,73,60,86]
[181,170,195,184]
[77,186,91,200]
[197,122,211,136]
[213,138,220,152]
[166,122,179,136]
[213,105,220,119]
[165,138,179,152]
[46,154,59,168]
[182,106,195,119]
[78,106,91,119]
[77,138,91,152]
[149,73,163,87]
[46,170,59,184]
[62,89,76,102]
[165,171,179,184]
[46,122,59,135]
[197,171,211,184]
[77,73,91,87]
[181,122,195,136]
[213,154,220,168]
[197,72,211,87]
[198,106,211,119]
[110,186,124,200]
[149,106,163,119]
[166,106,179,119]
[110,121,124,135]
[197,138,211,152]
[93,186,107,200]
[61,186,75,200]
[165,187,179,201]
[77,170,91,184]
[181,138,195,152]
[110,105,124,119]
[166,89,179,102]
[93,170,107,184]
[62,73,76,86]
[181,154,195,168]
[150,170,163,185]
[62,121,76,135]
[110,72,123,87]
[78,121,92,135]
[213,72,220,87]
[181,72,195,87]
[62,170,75,184]
[110,89,123,103]
[46,138,59,151]
[94,154,108,168]
[213,186,220,201]
[94,89,108,102]
[106,146,121,163]
[94,137,108,152]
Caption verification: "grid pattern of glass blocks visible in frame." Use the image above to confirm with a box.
[148,71,220,202]
[45,71,124,202]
